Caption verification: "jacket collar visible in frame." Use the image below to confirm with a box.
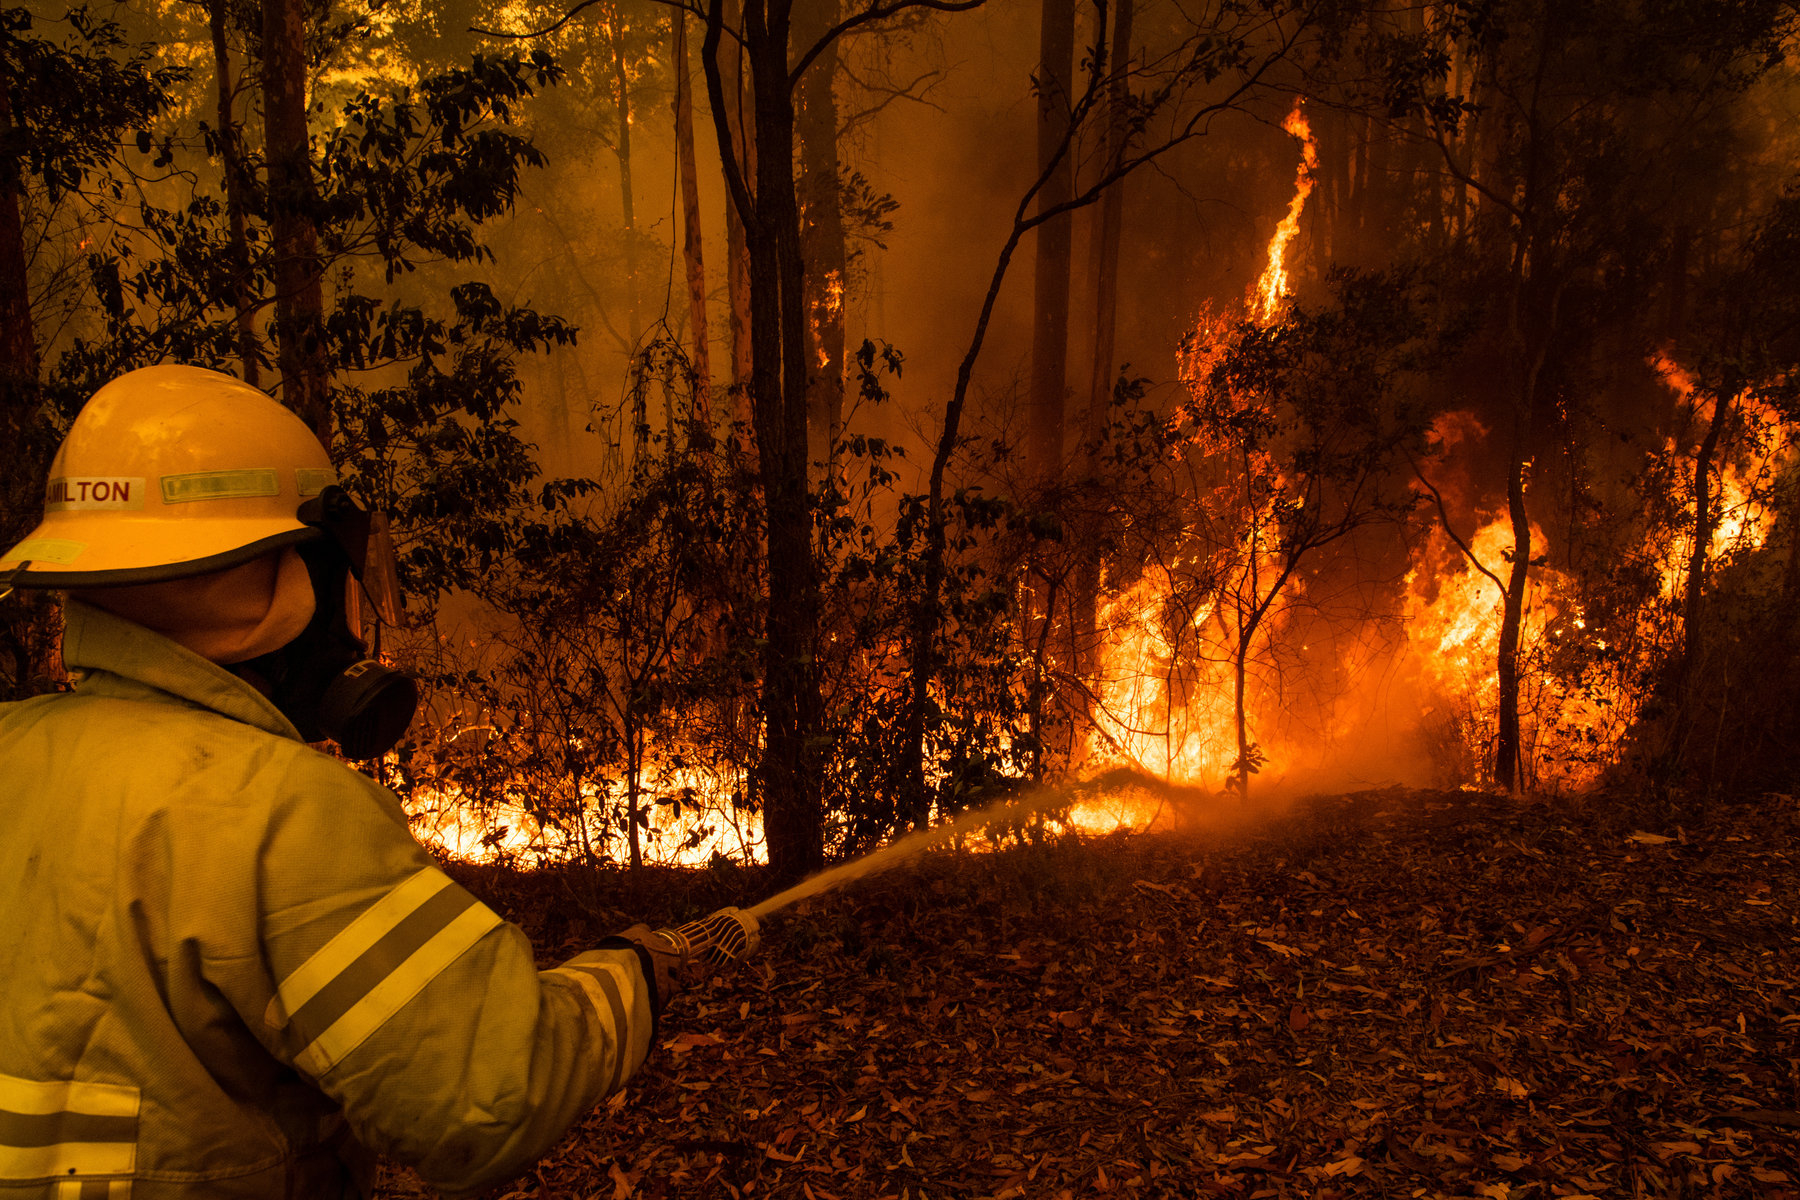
[60,599,304,741]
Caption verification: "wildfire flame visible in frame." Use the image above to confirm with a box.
[1079,97,1325,812]
[813,270,844,370]
[1253,100,1318,324]
[1650,356,1789,589]
[407,94,1798,871]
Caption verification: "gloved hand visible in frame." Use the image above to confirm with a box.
[600,925,690,1014]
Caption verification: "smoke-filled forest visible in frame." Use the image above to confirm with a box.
[7,0,1800,871]
[7,0,1800,1195]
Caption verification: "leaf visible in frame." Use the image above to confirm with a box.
[1495,1076,1530,1099]
[1321,1153,1364,1177]
[608,1161,634,1199]
[1627,831,1674,845]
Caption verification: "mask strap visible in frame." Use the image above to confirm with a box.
[0,562,29,603]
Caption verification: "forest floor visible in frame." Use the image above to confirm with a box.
[377,785,1800,1200]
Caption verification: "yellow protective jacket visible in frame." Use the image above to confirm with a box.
[0,602,654,1199]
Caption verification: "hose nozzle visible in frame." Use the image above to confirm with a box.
[654,905,761,970]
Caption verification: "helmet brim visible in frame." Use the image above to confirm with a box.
[2,525,324,588]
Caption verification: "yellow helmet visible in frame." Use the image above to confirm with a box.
[1,365,338,588]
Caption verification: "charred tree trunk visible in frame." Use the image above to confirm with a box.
[673,10,713,446]
[1787,476,1800,602]
[1072,0,1131,691]
[0,77,58,700]
[208,0,259,385]
[794,0,845,470]
[1493,239,1561,792]
[1494,405,1532,792]
[0,81,36,388]
[1026,0,1075,480]
[605,3,642,350]
[625,718,643,871]
[261,0,330,444]
[1018,0,1076,774]
[703,0,824,882]
[1664,381,1733,771]
[721,0,756,427]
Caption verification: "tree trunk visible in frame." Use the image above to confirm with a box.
[605,3,642,351]
[1017,0,1076,771]
[721,0,756,427]
[794,0,845,471]
[0,76,60,701]
[702,0,824,882]
[1026,0,1075,479]
[0,79,37,386]
[208,0,259,386]
[1665,382,1732,768]
[261,0,331,444]
[1072,0,1131,692]
[1786,475,1800,602]
[1494,255,1544,794]
[1233,629,1251,797]
[1494,425,1530,792]
[626,719,643,871]
[672,10,713,447]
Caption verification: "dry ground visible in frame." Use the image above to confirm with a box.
[377,787,1800,1199]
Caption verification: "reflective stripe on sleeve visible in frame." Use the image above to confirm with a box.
[0,1074,138,1180]
[548,957,651,1094]
[55,1180,131,1198]
[269,867,504,1078]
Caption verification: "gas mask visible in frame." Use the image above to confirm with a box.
[234,487,418,759]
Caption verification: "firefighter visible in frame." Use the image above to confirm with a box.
[0,365,685,1198]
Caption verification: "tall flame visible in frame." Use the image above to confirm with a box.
[1087,96,1329,806]
[1253,101,1318,324]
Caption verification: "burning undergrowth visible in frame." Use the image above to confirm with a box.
[367,99,1800,874]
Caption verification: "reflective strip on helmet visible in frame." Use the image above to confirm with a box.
[0,1073,138,1180]
[160,469,280,504]
[55,1179,131,1198]
[44,478,146,511]
[5,538,86,566]
[295,467,338,497]
[269,867,502,1078]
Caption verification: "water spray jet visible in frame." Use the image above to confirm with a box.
[660,769,1214,971]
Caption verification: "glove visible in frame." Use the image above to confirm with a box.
[599,907,760,1017]
[600,925,690,1015]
